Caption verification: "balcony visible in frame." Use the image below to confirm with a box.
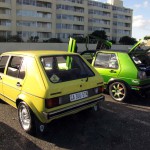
[0,1,11,9]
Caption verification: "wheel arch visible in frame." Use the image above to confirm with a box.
[16,98,23,108]
[16,94,44,123]
[106,78,131,91]
[107,78,131,102]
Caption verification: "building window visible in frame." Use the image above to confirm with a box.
[73,25,84,30]
[113,14,131,20]
[17,0,52,8]
[56,4,84,13]
[113,29,130,35]
[0,31,11,37]
[88,18,110,25]
[57,14,84,22]
[37,12,52,19]
[56,33,70,39]
[88,26,110,33]
[56,24,73,30]
[0,8,11,15]
[88,9,110,17]
[0,0,11,3]
[0,19,11,26]
[16,10,52,19]
[64,0,83,4]
[88,1,110,9]
[37,22,51,28]
[37,32,51,38]
[17,21,36,27]
[17,10,37,17]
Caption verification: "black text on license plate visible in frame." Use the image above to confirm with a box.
[70,91,88,102]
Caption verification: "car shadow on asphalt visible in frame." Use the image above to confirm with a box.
[104,91,150,107]
[37,110,107,149]
[36,101,150,150]
[0,122,41,150]
[125,94,150,107]
[0,99,7,104]
[104,92,150,113]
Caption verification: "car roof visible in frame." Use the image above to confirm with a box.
[1,50,77,57]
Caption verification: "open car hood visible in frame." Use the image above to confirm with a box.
[129,39,150,55]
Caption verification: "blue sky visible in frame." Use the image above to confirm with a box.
[99,0,150,40]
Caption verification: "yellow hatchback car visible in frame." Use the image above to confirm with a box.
[0,51,104,134]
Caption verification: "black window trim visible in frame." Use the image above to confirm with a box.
[40,54,95,83]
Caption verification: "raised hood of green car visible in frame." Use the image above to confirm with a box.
[129,39,150,54]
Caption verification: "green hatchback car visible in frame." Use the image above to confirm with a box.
[81,40,150,102]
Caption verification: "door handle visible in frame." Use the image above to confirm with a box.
[110,70,116,73]
[16,82,22,87]
[0,76,2,80]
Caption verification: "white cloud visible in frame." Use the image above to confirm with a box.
[143,1,149,7]
[134,4,142,8]
[133,15,150,30]
[133,0,150,8]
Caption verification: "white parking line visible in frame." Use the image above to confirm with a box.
[100,106,116,113]
[134,119,150,127]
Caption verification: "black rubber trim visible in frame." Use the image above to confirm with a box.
[132,84,150,90]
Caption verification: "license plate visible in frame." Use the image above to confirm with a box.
[70,91,88,102]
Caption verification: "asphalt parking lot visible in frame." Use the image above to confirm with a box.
[0,93,150,150]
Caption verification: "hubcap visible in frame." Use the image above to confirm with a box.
[110,83,126,101]
[19,105,31,131]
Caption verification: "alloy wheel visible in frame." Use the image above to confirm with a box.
[18,103,31,131]
[109,82,127,102]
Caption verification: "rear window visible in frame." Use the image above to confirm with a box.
[41,55,95,83]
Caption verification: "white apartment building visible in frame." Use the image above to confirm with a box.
[0,0,133,42]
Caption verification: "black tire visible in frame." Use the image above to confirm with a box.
[18,102,36,134]
[109,81,128,102]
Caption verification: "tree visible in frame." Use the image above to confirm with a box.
[43,38,63,43]
[144,36,150,40]
[29,36,34,42]
[85,30,111,50]
[28,36,39,42]
[7,35,23,42]
[74,36,86,43]
[109,40,116,44]
[119,36,137,45]
[0,36,6,42]
[34,36,39,42]
[91,30,108,40]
